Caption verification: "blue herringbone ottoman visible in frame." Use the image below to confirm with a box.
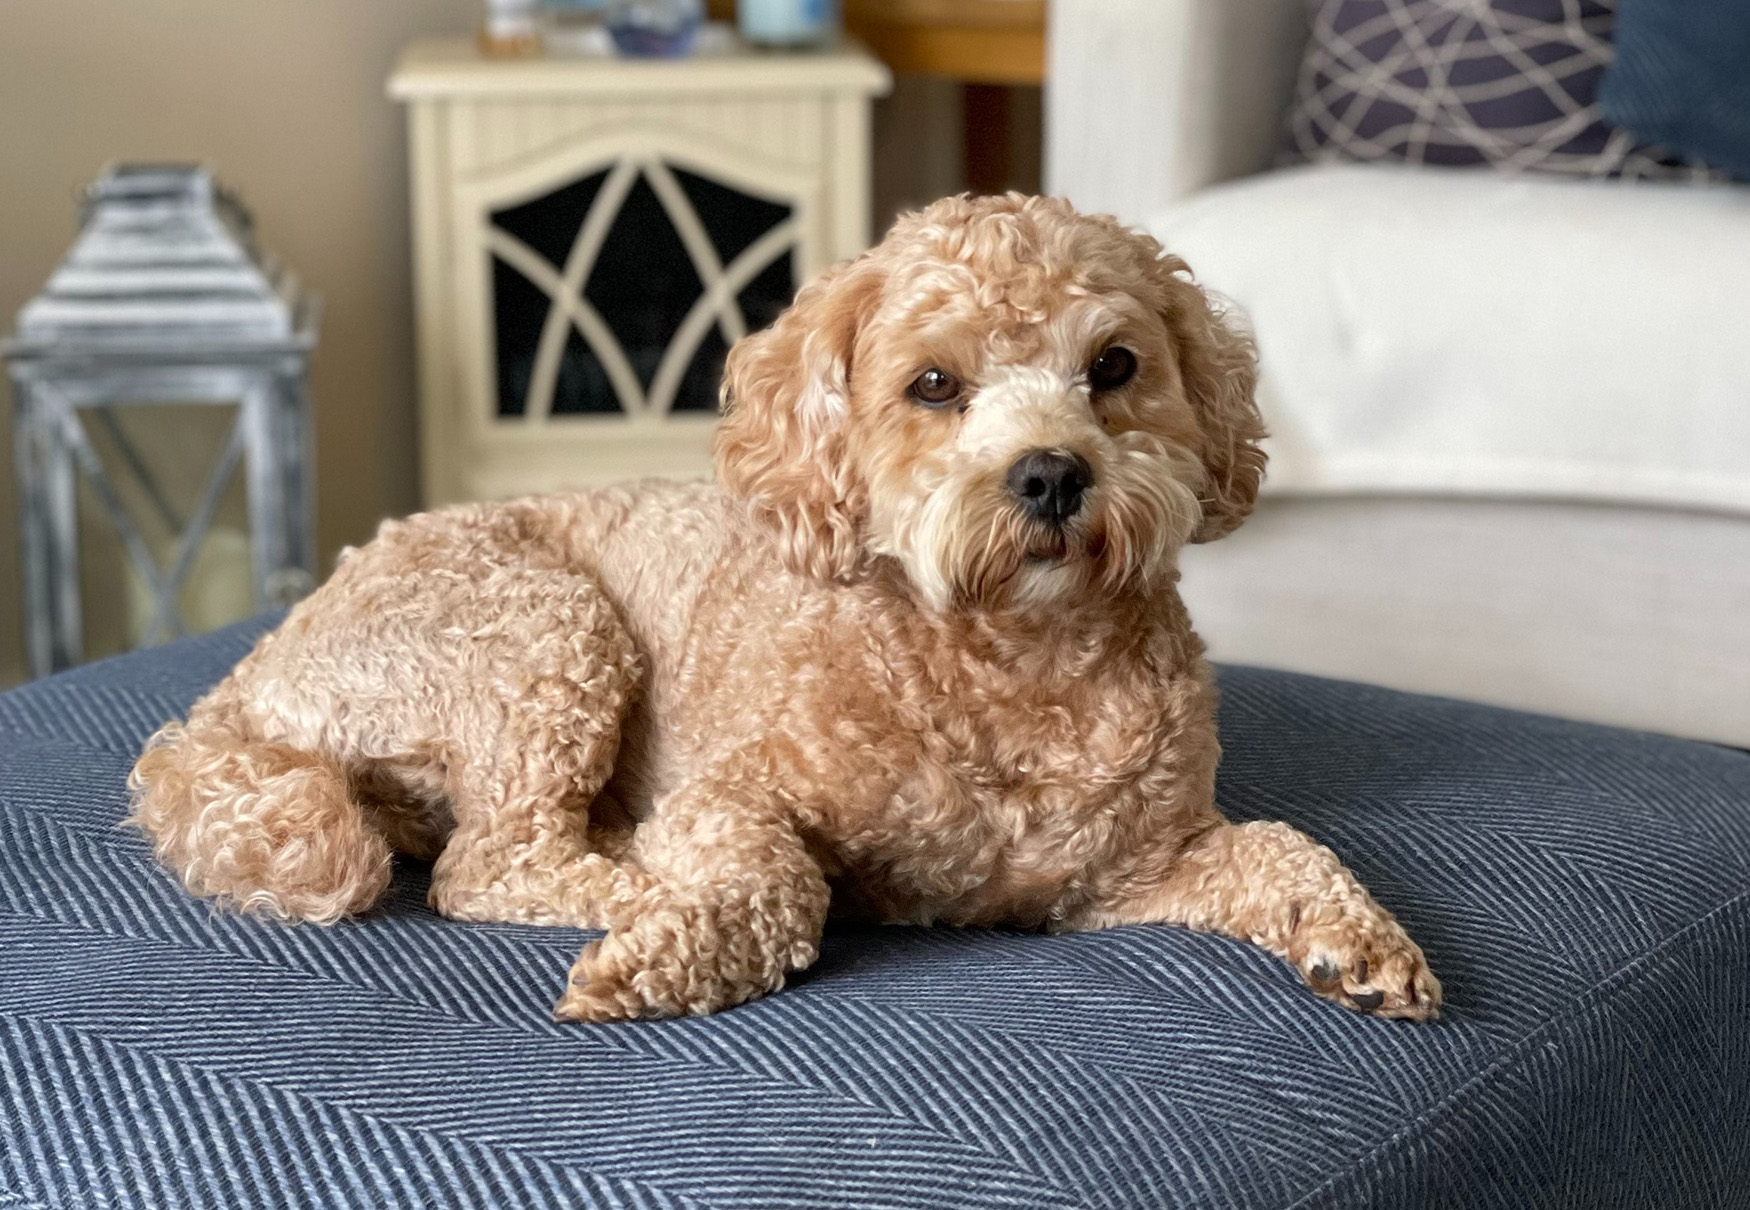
[3,617,1747,1210]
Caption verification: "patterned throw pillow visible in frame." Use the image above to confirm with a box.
[1283,0,1715,180]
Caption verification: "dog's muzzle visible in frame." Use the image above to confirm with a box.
[1006,449,1093,527]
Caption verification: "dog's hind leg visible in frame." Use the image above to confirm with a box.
[130,673,394,923]
[421,565,654,931]
[552,749,832,1022]
[132,545,649,930]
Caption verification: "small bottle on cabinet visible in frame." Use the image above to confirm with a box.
[540,0,611,56]
[740,0,838,47]
[480,0,542,56]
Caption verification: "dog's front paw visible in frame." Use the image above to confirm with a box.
[1287,907,1441,1021]
[553,936,663,1023]
[551,900,815,1023]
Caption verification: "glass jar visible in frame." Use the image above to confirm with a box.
[481,0,542,55]
[739,0,838,47]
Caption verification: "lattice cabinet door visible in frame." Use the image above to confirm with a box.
[392,40,891,506]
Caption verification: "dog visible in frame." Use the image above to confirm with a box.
[129,194,1440,1023]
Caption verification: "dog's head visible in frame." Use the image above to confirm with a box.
[715,194,1265,612]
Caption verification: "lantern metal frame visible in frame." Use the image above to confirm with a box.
[4,165,319,678]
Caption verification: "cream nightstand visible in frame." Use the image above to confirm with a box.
[389,37,890,506]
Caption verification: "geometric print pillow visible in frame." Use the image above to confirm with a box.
[1282,0,1718,181]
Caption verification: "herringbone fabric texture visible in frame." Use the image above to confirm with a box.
[3,618,1748,1209]
[1284,0,1717,179]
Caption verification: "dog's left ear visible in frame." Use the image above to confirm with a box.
[1157,258,1268,543]
[715,257,883,580]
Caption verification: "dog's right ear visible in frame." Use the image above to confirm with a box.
[1153,259,1266,544]
[714,257,883,581]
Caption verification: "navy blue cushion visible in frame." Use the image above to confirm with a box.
[3,617,1748,1209]
[1598,0,1750,182]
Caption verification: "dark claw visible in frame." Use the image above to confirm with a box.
[1348,989,1385,1012]
[1354,958,1369,982]
[1310,960,1340,986]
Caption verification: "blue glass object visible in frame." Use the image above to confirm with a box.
[740,0,837,46]
[605,0,703,57]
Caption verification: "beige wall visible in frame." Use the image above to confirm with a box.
[0,0,479,684]
[0,3,1034,685]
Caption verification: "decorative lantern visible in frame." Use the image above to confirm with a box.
[3,164,318,678]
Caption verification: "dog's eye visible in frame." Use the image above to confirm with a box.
[909,368,961,408]
[1089,347,1137,391]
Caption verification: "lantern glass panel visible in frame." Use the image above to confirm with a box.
[70,401,253,660]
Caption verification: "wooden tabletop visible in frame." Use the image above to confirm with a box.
[708,0,1047,86]
[846,0,1045,85]
[843,0,1045,29]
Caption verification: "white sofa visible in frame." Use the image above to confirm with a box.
[1047,0,1750,747]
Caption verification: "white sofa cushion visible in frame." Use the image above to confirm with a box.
[1149,164,1750,514]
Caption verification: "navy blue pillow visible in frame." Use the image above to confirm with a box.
[1284,0,1715,180]
[1599,0,1750,182]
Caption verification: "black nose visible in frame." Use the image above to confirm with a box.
[1005,450,1093,525]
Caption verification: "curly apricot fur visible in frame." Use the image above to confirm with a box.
[129,196,1437,1023]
